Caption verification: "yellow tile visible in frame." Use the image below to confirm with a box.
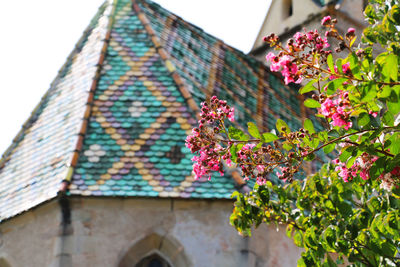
[101,173,111,180]
[113,162,124,169]
[165,60,175,72]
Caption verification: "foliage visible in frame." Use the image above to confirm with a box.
[186,1,400,266]
[231,167,400,266]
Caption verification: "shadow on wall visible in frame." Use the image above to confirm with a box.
[0,258,11,267]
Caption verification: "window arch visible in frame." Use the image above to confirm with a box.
[118,233,191,267]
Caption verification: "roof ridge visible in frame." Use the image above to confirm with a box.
[63,0,118,189]
[132,0,200,119]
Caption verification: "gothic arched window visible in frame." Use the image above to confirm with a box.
[135,254,171,267]
[283,0,293,19]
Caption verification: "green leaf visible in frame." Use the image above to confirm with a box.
[326,78,348,95]
[293,230,303,247]
[323,143,336,154]
[286,224,294,239]
[386,54,398,81]
[378,85,392,98]
[276,119,290,133]
[230,145,238,162]
[303,119,315,134]
[336,58,343,74]
[229,126,249,141]
[327,54,335,73]
[337,201,352,217]
[388,4,400,24]
[247,122,260,139]
[378,53,399,82]
[349,52,361,79]
[339,147,353,162]
[297,258,307,267]
[299,79,317,94]
[349,36,357,47]
[282,141,293,151]
[261,132,279,143]
[346,156,357,169]
[322,226,337,251]
[257,186,270,204]
[387,133,400,155]
[368,197,381,213]
[383,110,395,126]
[387,92,400,115]
[323,256,337,267]
[357,112,370,127]
[304,99,321,108]
[365,4,377,20]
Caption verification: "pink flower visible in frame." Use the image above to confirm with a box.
[227,107,235,122]
[342,62,350,74]
[347,28,355,34]
[331,113,352,130]
[242,144,255,151]
[369,111,378,117]
[266,52,275,61]
[256,176,267,185]
[391,167,400,176]
[266,52,281,72]
[256,165,264,173]
[321,16,331,25]
[360,169,369,180]
[320,98,334,116]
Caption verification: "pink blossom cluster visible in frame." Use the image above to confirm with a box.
[333,152,377,182]
[319,90,353,130]
[329,62,351,80]
[185,96,234,180]
[198,96,235,128]
[264,24,331,85]
[276,166,290,182]
[237,144,268,186]
[266,53,303,84]
[380,167,400,191]
[293,29,330,52]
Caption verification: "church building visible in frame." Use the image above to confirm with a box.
[0,0,366,266]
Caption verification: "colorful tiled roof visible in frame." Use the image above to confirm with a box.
[0,1,114,221]
[0,0,309,221]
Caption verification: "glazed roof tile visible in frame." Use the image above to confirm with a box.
[0,0,309,221]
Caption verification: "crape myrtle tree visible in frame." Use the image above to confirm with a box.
[186,0,400,266]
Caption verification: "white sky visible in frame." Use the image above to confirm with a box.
[0,0,271,155]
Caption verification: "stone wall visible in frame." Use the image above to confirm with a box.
[0,197,302,267]
[0,201,59,267]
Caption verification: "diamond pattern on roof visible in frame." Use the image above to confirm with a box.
[0,0,315,221]
[69,0,236,198]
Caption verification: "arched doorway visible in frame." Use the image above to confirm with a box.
[118,233,191,267]
[134,253,171,267]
